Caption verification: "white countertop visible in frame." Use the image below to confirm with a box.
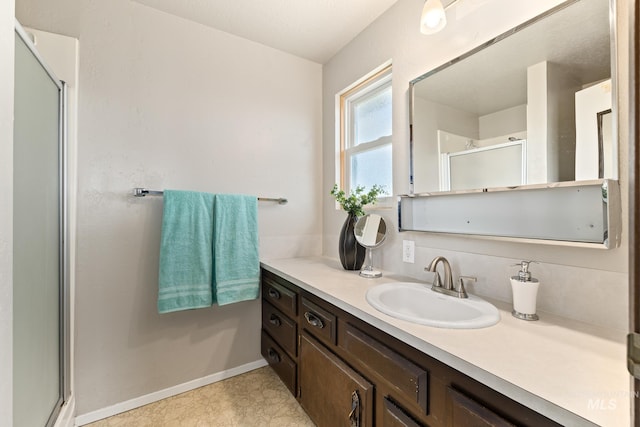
[261,256,630,427]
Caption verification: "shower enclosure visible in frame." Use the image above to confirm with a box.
[13,22,70,427]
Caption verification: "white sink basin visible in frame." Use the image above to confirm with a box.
[366,282,500,329]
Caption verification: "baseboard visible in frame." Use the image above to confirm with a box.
[53,395,76,427]
[74,359,268,426]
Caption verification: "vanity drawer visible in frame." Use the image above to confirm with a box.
[262,300,297,358]
[261,330,296,396]
[262,270,297,318]
[446,387,516,427]
[339,323,428,413]
[301,297,337,345]
[383,397,425,427]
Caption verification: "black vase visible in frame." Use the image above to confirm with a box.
[339,213,366,270]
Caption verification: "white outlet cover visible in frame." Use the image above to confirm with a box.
[403,240,415,263]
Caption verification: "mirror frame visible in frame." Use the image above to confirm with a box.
[408,0,618,195]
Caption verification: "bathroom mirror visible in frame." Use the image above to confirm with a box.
[410,0,615,194]
[354,214,387,278]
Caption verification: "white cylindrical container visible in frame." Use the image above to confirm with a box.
[510,261,540,321]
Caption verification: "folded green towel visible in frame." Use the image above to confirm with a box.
[213,194,260,305]
[158,190,215,314]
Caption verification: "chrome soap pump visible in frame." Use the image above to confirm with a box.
[510,261,540,321]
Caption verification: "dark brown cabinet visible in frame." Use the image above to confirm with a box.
[260,268,562,427]
[299,332,374,427]
[260,270,299,396]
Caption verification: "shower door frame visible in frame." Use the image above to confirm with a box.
[14,21,70,427]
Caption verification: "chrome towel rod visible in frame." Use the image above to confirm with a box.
[132,188,288,205]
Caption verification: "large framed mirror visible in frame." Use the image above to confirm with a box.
[409,0,615,195]
[402,0,620,247]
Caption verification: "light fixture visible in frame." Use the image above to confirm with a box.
[420,0,460,35]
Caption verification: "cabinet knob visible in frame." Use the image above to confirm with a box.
[267,347,281,363]
[267,288,280,300]
[269,313,282,327]
[304,311,325,329]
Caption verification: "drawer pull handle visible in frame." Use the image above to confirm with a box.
[349,390,360,427]
[267,347,280,363]
[267,288,281,300]
[304,311,324,329]
[269,313,281,327]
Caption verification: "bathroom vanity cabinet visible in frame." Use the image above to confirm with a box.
[260,268,560,427]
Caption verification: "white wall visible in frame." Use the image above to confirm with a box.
[323,0,629,331]
[17,0,322,418]
[478,105,527,140]
[527,61,581,184]
[0,2,15,424]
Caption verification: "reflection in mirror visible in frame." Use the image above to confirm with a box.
[410,0,614,194]
[597,109,613,178]
[354,214,387,278]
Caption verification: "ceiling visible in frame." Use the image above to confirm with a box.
[132,0,400,64]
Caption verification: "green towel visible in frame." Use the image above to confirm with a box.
[158,190,215,313]
[213,194,260,305]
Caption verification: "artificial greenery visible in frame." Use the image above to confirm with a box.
[330,184,385,217]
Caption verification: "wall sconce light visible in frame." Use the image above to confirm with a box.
[420,0,460,35]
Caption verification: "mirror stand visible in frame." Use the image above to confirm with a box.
[354,214,388,278]
[360,248,382,278]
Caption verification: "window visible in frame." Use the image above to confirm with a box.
[338,65,392,202]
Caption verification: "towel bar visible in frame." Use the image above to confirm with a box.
[132,188,288,205]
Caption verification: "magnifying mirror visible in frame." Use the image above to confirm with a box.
[354,214,387,278]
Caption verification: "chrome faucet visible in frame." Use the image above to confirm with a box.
[425,256,470,298]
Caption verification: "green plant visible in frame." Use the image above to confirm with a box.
[330,184,385,217]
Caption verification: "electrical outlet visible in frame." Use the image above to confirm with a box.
[402,240,415,263]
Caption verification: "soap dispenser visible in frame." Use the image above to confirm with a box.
[510,261,540,321]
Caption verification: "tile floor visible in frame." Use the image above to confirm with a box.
[85,366,314,426]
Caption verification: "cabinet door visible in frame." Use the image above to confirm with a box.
[447,387,516,427]
[299,333,374,427]
[339,323,428,413]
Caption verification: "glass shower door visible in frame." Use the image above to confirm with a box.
[13,27,66,427]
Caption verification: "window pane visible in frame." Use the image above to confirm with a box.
[353,85,392,146]
[350,144,392,196]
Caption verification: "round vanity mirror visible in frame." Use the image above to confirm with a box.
[354,214,387,278]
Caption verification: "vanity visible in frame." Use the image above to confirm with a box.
[260,258,628,427]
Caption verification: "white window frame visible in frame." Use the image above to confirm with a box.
[336,63,393,208]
